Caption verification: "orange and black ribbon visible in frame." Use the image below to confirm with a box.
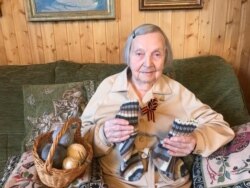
[141,98,158,122]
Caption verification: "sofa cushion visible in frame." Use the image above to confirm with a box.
[82,80,102,101]
[55,60,127,83]
[173,56,250,126]
[0,62,57,177]
[192,122,250,187]
[22,82,87,151]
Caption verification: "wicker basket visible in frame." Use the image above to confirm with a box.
[33,118,93,188]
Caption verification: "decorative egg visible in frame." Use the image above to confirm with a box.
[52,126,76,147]
[67,143,87,163]
[62,156,80,170]
[41,143,67,169]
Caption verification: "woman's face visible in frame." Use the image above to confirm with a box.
[129,32,166,89]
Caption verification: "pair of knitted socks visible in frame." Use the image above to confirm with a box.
[116,100,197,181]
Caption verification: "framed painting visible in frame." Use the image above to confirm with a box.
[0,0,2,17]
[26,0,115,21]
[139,0,203,10]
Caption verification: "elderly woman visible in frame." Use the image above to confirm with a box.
[81,24,235,188]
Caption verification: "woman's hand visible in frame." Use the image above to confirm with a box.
[103,118,135,143]
[161,134,196,156]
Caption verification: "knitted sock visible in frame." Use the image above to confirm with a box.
[116,100,143,181]
[152,119,197,180]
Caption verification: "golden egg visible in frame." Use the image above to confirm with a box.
[62,157,80,170]
[67,143,87,163]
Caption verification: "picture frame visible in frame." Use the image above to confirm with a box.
[26,0,115,21]
[139,0,203,10]
[0,0,2,17]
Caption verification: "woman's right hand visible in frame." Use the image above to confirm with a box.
[103,118,135,143]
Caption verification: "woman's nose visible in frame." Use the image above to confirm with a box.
[144,54,153,66]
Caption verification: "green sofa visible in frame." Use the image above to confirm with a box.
[0,55,250,181]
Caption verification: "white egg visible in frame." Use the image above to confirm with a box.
[62,157,80,170]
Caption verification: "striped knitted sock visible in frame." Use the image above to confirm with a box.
[116,100,144,181]
[152,119,197,180]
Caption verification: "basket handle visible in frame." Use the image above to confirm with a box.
[44,117,82,173]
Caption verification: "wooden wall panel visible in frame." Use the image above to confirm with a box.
[0,21,7,64]
[171,11,185,58]
[210,0,228,57]
[28,23,45,64]
[41,23,56,63]
[0,0,249,111]
[118,0,132,63]
[54,22,69,61]
[145,11,159,26]
[67,22,82,63]
[223,0,241,67]
[184,10,199,58]
[159,12,172,43]
[79,23,95,63]
[197,0,213,56]
[237,0,250,111]
[93,22,106,63]
[132,1,145,28]
[106,20,120,64]
[11,0,32,64]
[1,0,20,65]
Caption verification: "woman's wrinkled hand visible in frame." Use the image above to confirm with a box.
[103,118,135,143]
[161,134,196,156]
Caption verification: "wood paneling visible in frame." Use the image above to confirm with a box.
[171,11,186,58]
[106,20,120,64]
[67,22,82,62]
[237,0,250,112]
[197,0,213,56]
[0,20,7,64]
[93,21,107,63]
[0,0,249,111]
[223,0,241,68]
[184,10,199,57]
[54,22,69,61]
[79,22,95,62]
[28,23,45,64]
[1,0,20,65]
[41,23,56,62]
[210,0,228,57]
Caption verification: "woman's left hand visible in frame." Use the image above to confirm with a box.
[161,135,196,156]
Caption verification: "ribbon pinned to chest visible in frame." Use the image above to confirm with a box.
[141,98,158,122]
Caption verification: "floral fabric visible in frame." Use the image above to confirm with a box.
[0,155,21,187]
[3,151,93,188]
[22,82,87,151]
[192,122,250,188]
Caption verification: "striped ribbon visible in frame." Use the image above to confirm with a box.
[141,98,158,122]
